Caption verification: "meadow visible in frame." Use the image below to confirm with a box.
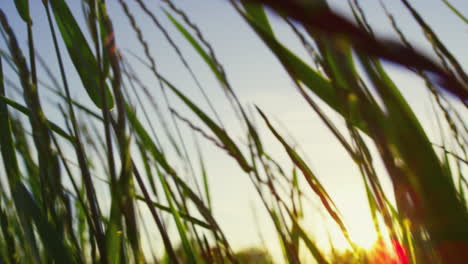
[0,0,467,263]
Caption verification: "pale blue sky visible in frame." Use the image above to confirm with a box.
[1,0,467,261]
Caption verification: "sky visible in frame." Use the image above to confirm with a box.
[1,0,467,261]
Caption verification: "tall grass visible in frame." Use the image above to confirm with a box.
[0,0,466,263]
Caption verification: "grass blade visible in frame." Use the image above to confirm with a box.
[12,183,77,264]
[160,76,251,173]
[257,107,354,248]
[47,0,114,109]
[13,0,30,22]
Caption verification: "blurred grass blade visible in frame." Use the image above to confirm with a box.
[0,207,18,264]
[243,0,468,102]
[441,0,468,24]
[0,57,41,264]
[240,0,274,35]
[238,9,370,133]
[269,209,298,264]
[360,54,468,261]
[290,216,328,264]
[0,59,21,187]
[13,0,30,22]
[0,95,74,142]
[13,183,77,263]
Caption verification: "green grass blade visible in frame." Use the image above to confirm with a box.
[134,195,211,229]
[0,59,21,187]
[360,54,468,260]
[13,0,30,22]
[159,76,251,173]
[165,11,230,91]
[194,135,212,210]
[257,107,354,247]
[47,87,103,121]
[127,104,215,229]
[136,142,158,195]
[441,0,468,24]
[238,11,370,133]
[269,209,298,264]
[126,104,174,173]
[127,105,234,258]
[12,183,77,263]
[290,218,328,264]
[243,0,468,101]
[240,0,274,36]
[0,207,19,264]
[47,0,114,109]
[0,95,74,142]
[158,169,198,264]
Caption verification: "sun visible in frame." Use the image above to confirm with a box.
[323,206,387,252]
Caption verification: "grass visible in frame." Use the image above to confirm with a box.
[0,0,466,263]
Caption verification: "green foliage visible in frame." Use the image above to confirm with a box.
[0,0,466,263]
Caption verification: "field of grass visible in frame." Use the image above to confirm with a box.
[0,0,466,263]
